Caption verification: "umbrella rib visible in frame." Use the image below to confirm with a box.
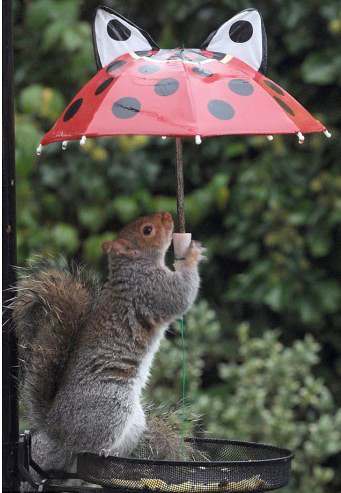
[253,73,301,135]
[181,55,200,135]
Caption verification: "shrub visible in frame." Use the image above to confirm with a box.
[148,301,341,493]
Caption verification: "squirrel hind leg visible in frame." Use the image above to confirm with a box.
[31,430,73,471]
[20,431,74,491]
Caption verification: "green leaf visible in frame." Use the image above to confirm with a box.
[299,298,322,324]
[78,206,105,233]
[26,0,52,30]
[19,84,65,121]
[307,231,332,257]
[302,51,341,85]
[265,284,285,311]
[42,21,66,51]
[315,280,341,313]
[51,224,79,254]
[83,232,116,264]
[109,196,140,223]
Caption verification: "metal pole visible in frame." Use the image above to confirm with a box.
[175,137,186,233]
[2,0,19,490]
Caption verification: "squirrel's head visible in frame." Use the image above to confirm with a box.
[102,212,174,262]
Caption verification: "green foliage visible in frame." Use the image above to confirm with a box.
[13,0,340,490]
[148,302,341,493]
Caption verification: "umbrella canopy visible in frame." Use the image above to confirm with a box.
[37,6,331,234]
[41,48,325,147]
[39,7,327,150]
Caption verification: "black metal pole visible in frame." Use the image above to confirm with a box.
[2,0,19,491]
[175,138,186,233]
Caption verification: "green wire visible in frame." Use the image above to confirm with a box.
[179,316,186,460]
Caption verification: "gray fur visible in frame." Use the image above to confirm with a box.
[13,212,203,476]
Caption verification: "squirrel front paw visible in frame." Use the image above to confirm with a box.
[184,241,206,268]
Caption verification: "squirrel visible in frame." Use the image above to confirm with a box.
[12,211,205,480]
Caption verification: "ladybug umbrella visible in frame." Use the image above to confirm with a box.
[38,6,331,242]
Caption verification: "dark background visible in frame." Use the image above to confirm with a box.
[13,0,340,491]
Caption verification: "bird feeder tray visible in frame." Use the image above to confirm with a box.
[76,437,293,492]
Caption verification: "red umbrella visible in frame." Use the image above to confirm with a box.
[38,7,331,234]
[40,49,325,144]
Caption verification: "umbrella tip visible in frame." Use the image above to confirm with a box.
[324,129,332,138]
[36,144,42,156]
[62,141,68,150]
[297,132,305,144]
[267,135,274,141]
[80,136,87,146]
[195,135,202,145]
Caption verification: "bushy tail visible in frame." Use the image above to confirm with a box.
[11,258,100,428]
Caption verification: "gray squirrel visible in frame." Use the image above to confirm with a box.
[13,211,205,479]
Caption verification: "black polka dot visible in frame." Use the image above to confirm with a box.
[138,64,160,74]
[135,50,152,57]
[112,97,141,119]
[273,97,295,116]
[95,78,114,95]
[212,52,225,61]
[264,80,285,96]
[107,60,126,74]
[154,78,179,96]
[192,67,213,77]
[208,100,235,120]
[63,98,83,122]
[107,20,131,41]
[229,20,253,43]
[228,79,254,96]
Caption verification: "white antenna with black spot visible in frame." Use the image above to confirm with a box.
[93,6,159,70]
[200,9,267,74]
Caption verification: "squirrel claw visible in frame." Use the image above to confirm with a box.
[185,241,207,265]
[99,449,120,458]
[99,449,111,458]
[191,241,206,258]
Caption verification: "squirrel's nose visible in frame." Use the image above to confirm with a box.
[161,211,173,223]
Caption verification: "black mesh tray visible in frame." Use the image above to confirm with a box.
[77,438,293,493]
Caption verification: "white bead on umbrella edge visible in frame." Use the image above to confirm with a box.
[37,129,332,154]
[297,132,305,144]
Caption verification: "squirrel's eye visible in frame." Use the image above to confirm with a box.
[143,225,153,235]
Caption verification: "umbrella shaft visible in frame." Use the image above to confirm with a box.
[176,137,186,233]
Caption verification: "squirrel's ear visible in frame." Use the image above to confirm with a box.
[102,238,140,258]
[92,6,159,70]
[102,241,115,254]
[200,8,267,73]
